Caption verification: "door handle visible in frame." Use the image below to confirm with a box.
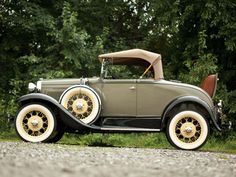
[129,86,136,90]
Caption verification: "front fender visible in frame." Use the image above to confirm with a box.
[18,93,94,131]
[161,96,221,131]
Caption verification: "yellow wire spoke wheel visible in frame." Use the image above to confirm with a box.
[60,86,101,124]
[15,104,56,143]
[167,111,209,150]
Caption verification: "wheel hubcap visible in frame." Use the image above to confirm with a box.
[180,122,196,138]
[72,99,88,114]
[175,117,201,143]
[76,102,84,110]
[185,126,192,133]
[31,119,39,126]
[67,94,93,119]
[22,111,48,136]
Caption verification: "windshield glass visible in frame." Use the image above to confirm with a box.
[101,59,154,79]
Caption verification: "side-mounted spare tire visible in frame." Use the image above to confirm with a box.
[60,85,101,124]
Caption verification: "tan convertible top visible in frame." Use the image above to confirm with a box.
[98,49,164,80]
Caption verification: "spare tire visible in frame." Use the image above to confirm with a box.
[60,85,101,124]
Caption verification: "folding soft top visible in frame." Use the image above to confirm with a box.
[98,49,163,80]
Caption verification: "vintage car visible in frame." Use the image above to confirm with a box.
[15,49,224,150]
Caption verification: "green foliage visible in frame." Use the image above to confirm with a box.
[203,131,236,153]
[228,91,236,114]
[180,53,217,85]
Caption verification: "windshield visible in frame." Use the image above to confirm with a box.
[100,59,154,79]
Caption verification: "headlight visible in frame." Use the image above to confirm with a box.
[28,83,37,92]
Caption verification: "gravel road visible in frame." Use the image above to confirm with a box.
[0,142,236,177]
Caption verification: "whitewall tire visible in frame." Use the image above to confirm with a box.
[15,104,56,143]
[60,86,101,124]
[166,111,209,150]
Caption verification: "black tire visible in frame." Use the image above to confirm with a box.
[47,117,65,143]
[166,110,210,150]
[15,103,57,143]
[47,129,65,143]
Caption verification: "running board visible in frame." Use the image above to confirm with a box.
[99,126,161,132]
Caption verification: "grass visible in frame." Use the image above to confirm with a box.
[203,132,236,153]
[0,130,19,142]
[1,129,236,154]
[59,132,172,149]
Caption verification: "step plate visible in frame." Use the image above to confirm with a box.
[100,126,161,132]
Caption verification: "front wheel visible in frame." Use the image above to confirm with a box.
[47,120,65,143]
[15,104,56,143]
[47,129,65,143]
[166,111,209,150]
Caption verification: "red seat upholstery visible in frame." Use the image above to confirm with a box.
[200,74,218,98]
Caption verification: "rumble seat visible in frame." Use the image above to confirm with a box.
[200,74,218,98]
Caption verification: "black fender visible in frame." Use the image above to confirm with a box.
[18,93,100,131]
[161,96,221,131]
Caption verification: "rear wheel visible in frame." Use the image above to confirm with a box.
[166,111,209,150]
[60,86,101,124]
[15,104,56,143]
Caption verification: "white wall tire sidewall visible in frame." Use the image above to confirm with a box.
[16,104,55,143]
[168,111,209,150]
[61,87,100,124]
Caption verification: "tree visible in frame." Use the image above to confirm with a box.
[0,0,103,120]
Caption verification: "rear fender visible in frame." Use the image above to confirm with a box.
[18,93,94,131]
[161,96,221,131]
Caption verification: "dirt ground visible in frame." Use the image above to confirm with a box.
[0,142,236,177]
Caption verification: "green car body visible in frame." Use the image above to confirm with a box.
[15,49,225,150]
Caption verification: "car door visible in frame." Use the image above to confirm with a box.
[101,79,136,117]
[137,79,167,117]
